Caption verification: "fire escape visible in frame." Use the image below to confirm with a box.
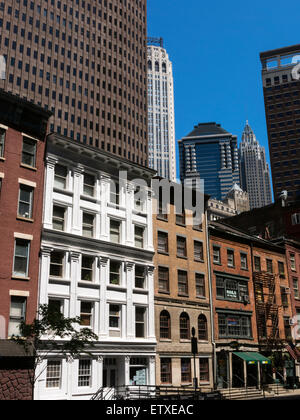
[253,271,280,347]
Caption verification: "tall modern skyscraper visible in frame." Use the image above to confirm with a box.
[0,0,148,165]
[239,121,272,209]
[179,122,240,200]
[260,44,300,202]
[147,38,176,181]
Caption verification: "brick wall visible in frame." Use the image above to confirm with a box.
[0,358,34,400]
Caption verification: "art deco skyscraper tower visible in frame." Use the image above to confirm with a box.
[0,0,148,165]
[147,38,176,181]
[239,121,272,209]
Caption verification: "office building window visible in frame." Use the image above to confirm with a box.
[198,315,208,340]
[54,164,68,189]
[179,312,190,340]
[194,241,204,261]
[81,256,94,282]
[82,213,94,237]
[18,185,34,218]
[134,225,144,248]
[199,358,209,382]
[8,296,26,337]
[0,128,5,157]
[178,270,188,296]
[22,136,36,167]
[177,236,187,258]
[266,259,273,274]
[254,256,261,272]
[110,219,121,243]
[290,253,296,271]
[195,273,205,297]
[80,302,93,327]
[158,266,169,292]
[240,253,248,270]
[160,310,171,339]
[181,359,191,383]
[227,249,235,267]
[52,205,65,231]
[278,261,285,277]
[293,278,299,299]
[13,239,30,277]
[110,261,121,285]
[109,305,121,330]
[135,266,145,289]
[110,180,120,205]
[83,173,95,197]
[213,246,221,264]
[50,252,64,277]
[135,307,146,338]
[158,231,168,253]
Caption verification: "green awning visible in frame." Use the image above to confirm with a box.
[233,352,271,365]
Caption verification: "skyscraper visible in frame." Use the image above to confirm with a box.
[239,121,272,209]
[147,38,176,181]
[179,122,240,200]
[260,44,300,202]
[0,0,148,165]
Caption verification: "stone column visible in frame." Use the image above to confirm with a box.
[125,356,131,386]
[99,257,109,338]
[72,165,84,235]
[125,262,135,339]
[99,174,110,241]
[39,247,53,305]
[44,156,57,229]
[97,356,104,389]
[229,352,233,389]
[66,356,74,399]
[147,266,156,340]
[149,356,156,386]
[125,182,134,247]
[146,189,154,252]
[69,252,80,319]
[257,362,261,389]
[243,360,247,388]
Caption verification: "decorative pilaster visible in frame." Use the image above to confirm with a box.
[44,156,58,229]
[149,356,156,386]
[99,174,110,241]
[146,189,154,251]
[72,165,84,235]
[125,262,135,339]
[125,356,131,386]
[70,252,80,319]
[147,266,156,340]
[39,247,53,305]
[99,257,109,338]
[125,182,134,247]
[96,356,104,388]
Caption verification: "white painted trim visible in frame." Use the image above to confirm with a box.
[22,133,39,142]
[0,124,8,130]
[0,172,4,178]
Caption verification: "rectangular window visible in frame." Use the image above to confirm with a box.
[158,267,169,292]
[290,253,296,271]
[194,241,204,261]
[22,136,36,167]
[46,360,61,388]
[50,252,64,277]
[54,164,68,189]
[177,236,187,258]
[18,185,34,218]
[110,219,121,243]
[195,273,205,297]
[213,246,221,264]
[227,249,235,267]
[158,231,168,253]
[110,181,120,205]
[80,302,92,327]
[254,256,261,272]
[278,261,285,277]
[81,256,94,282]
[0,128,5,157]
[8,296,26,337]
[161,358,172,384]
[176,212,185,225]
[293,278,299,299]
[110,261,121,285]
[181,359,191,383]
[109,304,121,329]
[266,259,273,274]
[218,313,252,338]
[52,206,65,231]
[135,266,145,289]
[240,253,248,270]
[48,299,63,315]
[135,307,146,338]
[83,173,95,197]
[78,360,92,387]
[13,239,30,277]
[199,358,209,383]
[178,270,188,295]
[134,225,144,248]
[82,213,94,238]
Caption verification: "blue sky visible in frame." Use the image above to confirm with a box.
[148,0,300,186]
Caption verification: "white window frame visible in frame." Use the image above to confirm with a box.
[13,239,30,278]
[46,360,62,389]
[18,184,34,219]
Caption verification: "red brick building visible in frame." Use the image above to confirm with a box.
[209,221,292,389]
[0,90,51,399]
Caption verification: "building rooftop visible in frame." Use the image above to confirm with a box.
[183,122,231,139]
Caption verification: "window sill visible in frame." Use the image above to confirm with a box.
[196,295,207,300]
[176,223,186,228]
[158,290,170,295]
[195,259,204,264]
[78,281,100,289]
[157,216,168,222]
[160,338,172,342]
[80,194,97,203]
[213,262,222,266]
[0,157,5,162]
[107,284,126,292]
[177,255,188,260]
[53,187,73,196]
[20,163,37,171]
[17,216,34,223]
[180,339,191,343]
[158,250,169,256]
[11,276,30,281]
[178,293,189,298]
[133,288,148,294]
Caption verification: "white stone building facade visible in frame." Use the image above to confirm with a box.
[35,134,156,400]
[147,42,176,182]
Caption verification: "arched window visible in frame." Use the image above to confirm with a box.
[148,60,152,71]
[198,315,208,341]
[180,313,190,340]
[162,62,166,73]
[160,310,171,339]
[155,61,159,72]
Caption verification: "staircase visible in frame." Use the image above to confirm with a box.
[263,383,290,397]
[219,387,263,400]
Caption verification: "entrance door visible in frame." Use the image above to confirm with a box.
[247,363,258,387]
[103,358,118,399]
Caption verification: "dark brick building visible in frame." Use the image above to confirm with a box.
[0,0,148,166]
[260,44,300,203]
[0,89,50,399]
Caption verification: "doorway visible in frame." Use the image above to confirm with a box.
[103,358,118,388]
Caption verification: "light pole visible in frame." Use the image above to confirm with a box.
[191,327,198,395]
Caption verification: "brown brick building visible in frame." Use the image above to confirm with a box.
[260,44,300,202]
[153,192,213,390]
[0,0,148,166]
[0,90,50,399]
[209,221,292,388]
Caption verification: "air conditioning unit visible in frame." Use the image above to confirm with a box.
[285,287,291,294]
